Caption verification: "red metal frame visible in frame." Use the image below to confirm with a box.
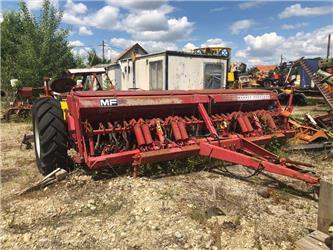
[63,89,319,185]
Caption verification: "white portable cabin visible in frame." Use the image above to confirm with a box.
[106,43,148,90]
[107,63,121,90]
[106,60,135,90]
[106,48,229,90]
[135,51,228,90]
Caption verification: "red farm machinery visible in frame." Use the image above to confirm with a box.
[32,73,320,188]
[2,86,44,121]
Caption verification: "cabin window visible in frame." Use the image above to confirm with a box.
[149,60,163,90]
[204,63,224,89]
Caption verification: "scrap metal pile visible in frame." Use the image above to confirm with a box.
[289,57,333,147]
[318,58,333,103]
[297,57,333,109]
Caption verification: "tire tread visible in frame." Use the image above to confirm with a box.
[33,98,68,175]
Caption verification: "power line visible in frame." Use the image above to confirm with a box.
[71,43,125,51]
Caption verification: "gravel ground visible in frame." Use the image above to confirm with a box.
[0,103,332,249]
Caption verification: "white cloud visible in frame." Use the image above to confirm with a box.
[239,1,265,10]
[62,0,119,28]
[69,40,84,47]
[106,48,120,61]
[282,26,333,58]
[79,26,93,36]
[62,1,194,46]
[122,9,169,32]
[182,42,196,52]
[88,6,120,30]
[244,32,284,55]
[71,46,119,62]
[235,25,333,65]
[235,50,247,58]
[201,38,230,47]
[279,4,333,19]
[0,12,3,23]
[116,3,192,42]
[69,40,90,59]
[64,0,87,14]
[72,48,89,58]
[131,16,193,42]
[110,38,138,49]
[63,12,85,26]
[63,5,120,30]
[181,38,232,52]
[106,0,166,10]
[281,22,308,30]
[110,38,178,53]
[25,0,58,10]
[142,41,178,52]
[25,0,43,10]
[235,32,285,63]
[230,19,256,35]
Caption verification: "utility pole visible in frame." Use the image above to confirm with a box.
[102,40,105,63]
[327,34,331,59]
[99,40,105,63]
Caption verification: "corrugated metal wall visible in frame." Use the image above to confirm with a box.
[300,58,320,89]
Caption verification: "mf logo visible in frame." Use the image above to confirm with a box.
[100,98,118,107]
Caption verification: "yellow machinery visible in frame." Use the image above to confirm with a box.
[191,47,239,87]
[192,47,231,58]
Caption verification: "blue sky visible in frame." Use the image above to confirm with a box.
[1,1,333,65]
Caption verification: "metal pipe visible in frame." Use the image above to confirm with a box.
[89,136,95,156]
[141,124,153,145]
[237,116,248,133]
[133,123,146,146]
[243,116,254,132]
[171,120,182,141]
[178,121,189,140]
[265,113,277,130]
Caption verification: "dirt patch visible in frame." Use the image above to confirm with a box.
[1,168,22,184]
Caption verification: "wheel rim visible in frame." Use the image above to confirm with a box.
[34,118,41,158]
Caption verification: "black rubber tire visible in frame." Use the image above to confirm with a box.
[32,98,68,175]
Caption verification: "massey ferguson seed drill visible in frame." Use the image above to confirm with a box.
[32,72,320,188]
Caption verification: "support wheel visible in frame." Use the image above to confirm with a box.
[32,98,68,175]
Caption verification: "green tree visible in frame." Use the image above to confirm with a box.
[86,49,111,66]
[73,55,86,68]
[87,49,102,66]
[1,11,23,87]
[1,0,79,88]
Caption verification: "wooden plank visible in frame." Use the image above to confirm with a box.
[309,230,330,243]
[17,168,62,195]
[318,181,333,233]
[295,230,330,250]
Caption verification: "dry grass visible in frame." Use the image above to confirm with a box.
[291,98,330,119]
[0,122,37,202]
